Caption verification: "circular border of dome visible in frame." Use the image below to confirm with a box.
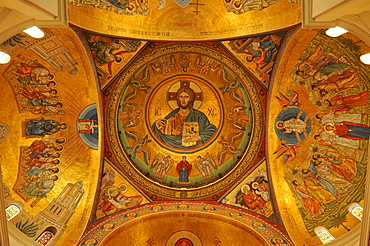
[105,43,263,199]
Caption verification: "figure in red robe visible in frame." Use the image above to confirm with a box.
[16,62,52,84]
[241,184,266,213]
[293,180,323,216]
[325,122,370,140]
[324,91,369,112]
[177,156,192,183]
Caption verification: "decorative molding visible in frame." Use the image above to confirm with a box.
[8,222,40,246]
[78,202,293,246]
[302,0,370,47]
[325,223,361,246]
[0,1,67,46]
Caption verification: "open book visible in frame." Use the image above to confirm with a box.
[182,122,199,147]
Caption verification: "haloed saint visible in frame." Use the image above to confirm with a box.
[152,83,217,150]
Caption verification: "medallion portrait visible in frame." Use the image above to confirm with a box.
[147,76,222,152]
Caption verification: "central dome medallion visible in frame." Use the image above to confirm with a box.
[146,75,222,153]
[106,43,264,199]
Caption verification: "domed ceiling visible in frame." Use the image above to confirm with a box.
[68,0,301,40]
[0,1,369,246]
[105,41,265,199]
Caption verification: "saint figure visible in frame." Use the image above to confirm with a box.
[152,86,216,149]
[325,122,370,140]
[26,119,68,137]
[177,156,192,183]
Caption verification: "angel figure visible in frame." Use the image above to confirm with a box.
[178,53,191,72]
[218,132,243,164]
[151,155,174,178]
[195,56,220,75]
[227,106,251,131]
[88,37,140,79]
[118,103,142,128]
[273,140,298,163]
[194,153,217,178]
[124,66,151,101]
[219,68,244,104]
[125,131,151,165]
[275,88,301,109]
[151,55,176,74]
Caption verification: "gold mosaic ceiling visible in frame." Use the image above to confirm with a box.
[68,0,301,40]
[2,1,369,246]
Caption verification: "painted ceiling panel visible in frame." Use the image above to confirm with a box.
[270,29,369,245]
[95,159,151,220]
[0,28,101,245]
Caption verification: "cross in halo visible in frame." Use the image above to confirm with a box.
[167,80,203,102]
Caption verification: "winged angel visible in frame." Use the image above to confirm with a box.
[125,131,151,165]
[151,154,174,177]
[218,132,243,164]
[194,153,218,178]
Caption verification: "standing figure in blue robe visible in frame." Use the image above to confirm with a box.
[26,118,68,137]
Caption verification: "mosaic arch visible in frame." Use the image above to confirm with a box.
[105,42,265,199]
[79,203,290,246]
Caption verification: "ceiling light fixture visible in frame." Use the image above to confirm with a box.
[0,52,11,64]
[23,26,45,38]
[360,53,370,65]
[325,26,348,37]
